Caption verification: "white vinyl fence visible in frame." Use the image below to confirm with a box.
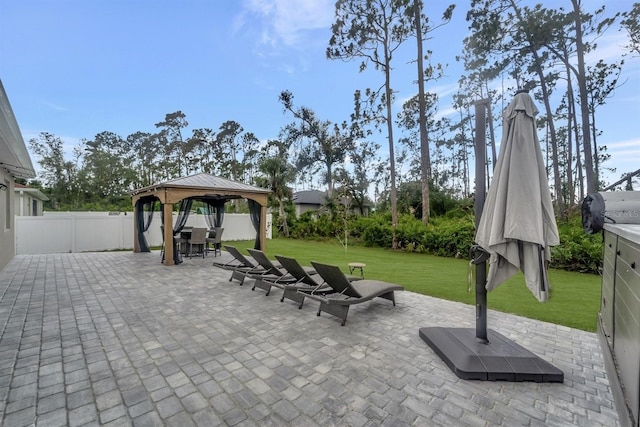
[15,212,272,255]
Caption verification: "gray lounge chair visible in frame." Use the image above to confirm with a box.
[211,246,245,270]
[246,248,284,274]
[275,255,358,307]
[246,249,313,295]
[216,246,267,285]
[300,261,404,326]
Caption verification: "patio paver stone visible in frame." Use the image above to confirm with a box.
[0,251,621,426]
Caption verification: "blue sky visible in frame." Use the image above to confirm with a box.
[1,0,638,189]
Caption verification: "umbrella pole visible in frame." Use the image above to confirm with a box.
[473,99,491,344]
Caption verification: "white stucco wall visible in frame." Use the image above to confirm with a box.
[14,190,44,216]
[0,171,14,271]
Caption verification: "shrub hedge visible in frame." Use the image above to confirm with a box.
[286,211,603,275]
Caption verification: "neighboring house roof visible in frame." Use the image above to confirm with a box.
[292,190,326,205]
[0,80,35,180]
[293,189,374,208]
[15,183,49,201]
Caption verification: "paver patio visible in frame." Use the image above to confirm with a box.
[0,251,620,426]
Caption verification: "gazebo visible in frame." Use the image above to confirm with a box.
[131,173,271,266]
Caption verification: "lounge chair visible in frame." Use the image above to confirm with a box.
[274,255,359,307]
[246,249,312,295]
[215,245,267,285]
[211,247,245,270]
[246,248,284,274]
[300,261,404,326]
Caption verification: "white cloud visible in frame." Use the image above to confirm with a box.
[606,138,640,150]
[434,106,457,120]
[585,31,629,65]
[41,100,67,111]
[430,82,459,99]
[602,137,640,179]
[239,0,334,47]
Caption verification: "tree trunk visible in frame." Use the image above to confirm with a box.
[591,108,600,186]
[279,200,289,237]
[487,103,497,171]
[569,71,584,203]
[385,57,399,249]
[326,161,334,198]
[415,2,431,224]
[572,0,596,193]
[508,0,564,214]
[532,61,564,216]
[566,61,576,206]
[462,109,472,197]
[575,128,584,199]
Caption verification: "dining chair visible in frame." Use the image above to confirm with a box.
[161,225,188,262]
[187,227,208,258]
[207,227,224,256]
[205,228,217,255]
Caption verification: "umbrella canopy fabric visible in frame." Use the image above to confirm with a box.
[475,92,560,302]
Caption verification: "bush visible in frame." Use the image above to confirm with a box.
[289,211,321,239]
[354,214,393,247]
[551,216,603,274]
[396,215,429,251]
[424,216,476,258]
[286,208,602,275]
[394,213,601,273]
[394,215,475,257]
[290,211,345,240]
[356,213,475,258]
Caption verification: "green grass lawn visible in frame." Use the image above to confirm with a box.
[227,238,601,332]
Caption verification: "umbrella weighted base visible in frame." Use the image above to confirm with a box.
[419,327,563,382]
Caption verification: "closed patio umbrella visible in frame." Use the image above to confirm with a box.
[419,95,563,382]
[475,90,559,302]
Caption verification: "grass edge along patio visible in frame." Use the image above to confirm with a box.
[225,238,600,333]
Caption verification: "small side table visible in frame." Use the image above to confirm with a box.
[348,262,366,279]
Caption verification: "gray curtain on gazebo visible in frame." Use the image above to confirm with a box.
[248,199,261,249]
[135,196,157,252]
[203,199,225,228]
[160,198,193,264]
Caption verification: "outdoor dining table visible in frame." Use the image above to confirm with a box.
[179,227,217,238]
[179,226,193,239]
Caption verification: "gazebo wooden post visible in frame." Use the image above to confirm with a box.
[260,203,267,251]
[133,199,141,253]
[163,202,175,266]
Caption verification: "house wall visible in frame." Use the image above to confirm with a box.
[295,204,319,217]
[353,206,370,216]
[14,191,44,216]
[294,203,370,217]
[0,170,14,272]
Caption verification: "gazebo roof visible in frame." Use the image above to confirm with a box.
[131,173,271,197]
